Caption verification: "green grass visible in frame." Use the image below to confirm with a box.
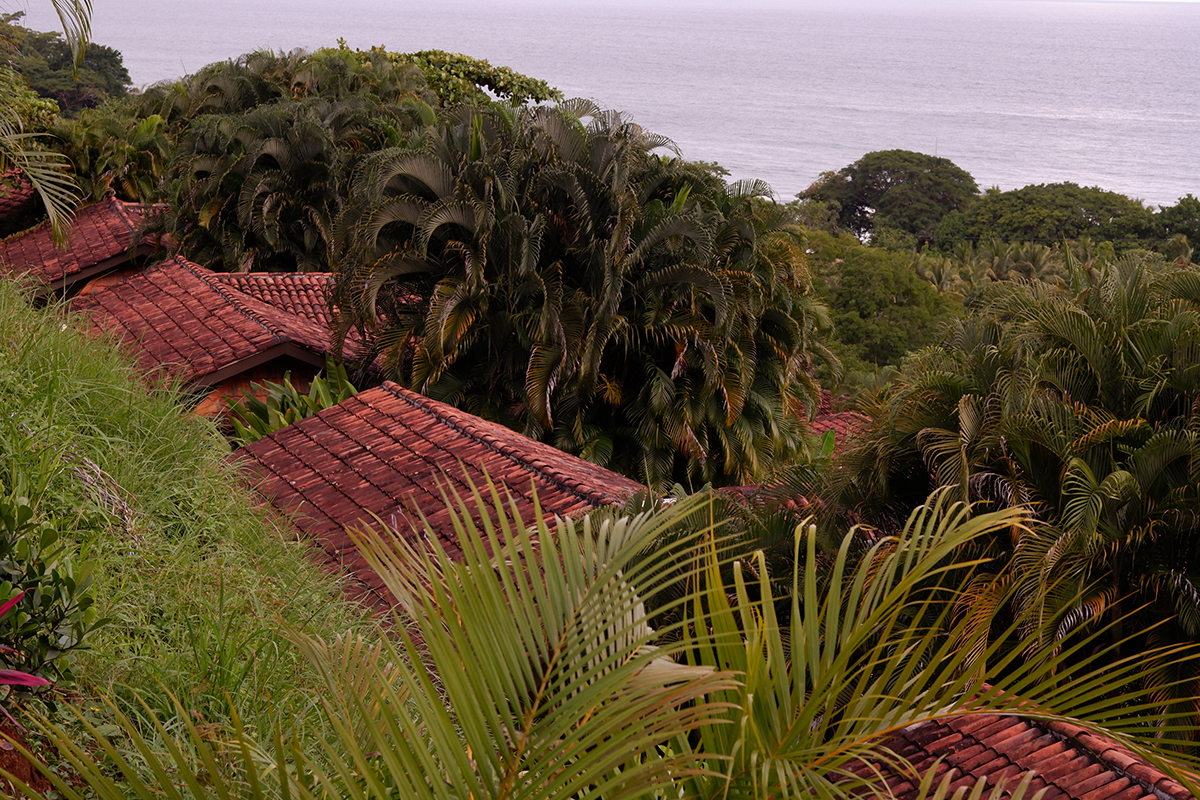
[0,277,379,744]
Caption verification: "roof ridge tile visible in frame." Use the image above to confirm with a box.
[380,382,639,507]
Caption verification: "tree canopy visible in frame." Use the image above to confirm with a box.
[331,101,830,490]
[799,149,979,244]
[806,228,959,376]
[832,252,1200,702]
[0,12,129,114]
[933,182,1156,249]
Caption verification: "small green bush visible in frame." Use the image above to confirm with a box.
[227,358,359,447]
[0,435,105,689]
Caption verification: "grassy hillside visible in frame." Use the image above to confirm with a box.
[0,277,378,741]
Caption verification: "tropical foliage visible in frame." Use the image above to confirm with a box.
[0,4,90,244]
[799,149,979,244]
[0,12,129,114]
[933,182,1157,250]
[832,252,1200,706]
[330,100,830,489]
[9,485,1200,799]
[806,228,960,377]
[227,359,359,447]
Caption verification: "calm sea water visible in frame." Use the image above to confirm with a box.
[13,0,1200,208]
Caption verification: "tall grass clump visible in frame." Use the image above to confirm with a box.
[0,278,378,740]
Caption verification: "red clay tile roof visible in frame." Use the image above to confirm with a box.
[811,410,871,451]
[210,272,337,329]
[850,714,1195,800]
[71,256,343,388]
[0,170,36,223]
[0,196,159,298]
[234,382,645,607]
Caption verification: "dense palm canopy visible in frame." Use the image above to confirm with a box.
[834,253,1200,702]
[331,100,829,489]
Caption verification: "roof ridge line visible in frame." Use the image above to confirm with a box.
[176,258,292,345]
[110,196,140,237]
[1038,718,1187,800]
[381,383,618,507]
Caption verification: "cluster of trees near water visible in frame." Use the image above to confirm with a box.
[7,10,1200,797]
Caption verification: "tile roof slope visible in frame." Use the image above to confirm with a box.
[234,381,645,607]
[0,170,36,223]
[811,410,871,450]
[71,256,343,387]
[848,714,1194,800]
[0,197,154,293]
[211,272,336,329]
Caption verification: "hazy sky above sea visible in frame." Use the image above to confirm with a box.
[8,0,1199,206]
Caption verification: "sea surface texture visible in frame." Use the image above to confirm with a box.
[16,0,1200,207]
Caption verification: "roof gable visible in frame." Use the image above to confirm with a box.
[71,256,340,388]
[0,197,158,297]
[234,382,644,606]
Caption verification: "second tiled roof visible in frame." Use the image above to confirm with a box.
[71,256,342,387]
[0,197,156,294]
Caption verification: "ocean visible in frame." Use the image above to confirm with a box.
[13,0,1200,208]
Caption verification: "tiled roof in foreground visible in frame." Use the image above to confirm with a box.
[71,256,339,388]
[0,197,158,297]
[234,382,645,607]
[851,713,1194,800]
[211,272,337,329]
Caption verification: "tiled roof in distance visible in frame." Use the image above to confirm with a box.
[234,382,645,607]
[211,272,336,329]
[0,170,36,224]
[849,713,1195,800]
[71,256,340,388]
[811,410,870,451]
[0,196,157,295]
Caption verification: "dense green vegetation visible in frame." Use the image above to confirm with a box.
[15,481,1200,799]
[5,11,1200,796]
[0,12,129,114]
[800,148,979,245]
[0,278,377,769]
[829,253,1200,705]
[331,103,827,489]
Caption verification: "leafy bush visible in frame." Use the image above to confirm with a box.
[0,433,104,688]
[226,359,359,447]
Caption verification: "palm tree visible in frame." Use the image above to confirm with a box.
[0,0,92,243]
[332,102,825,490]
[54,108,171,202]
[833,252,1200,706]
[16,486,1200,799]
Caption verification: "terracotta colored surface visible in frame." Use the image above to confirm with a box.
[0,170,36,224]
[212,272,338,328]
[71,256,341,388]
[811,410,871,451]
[0,197,158,296]
[234,382,645,607]
[849,714,1195,800]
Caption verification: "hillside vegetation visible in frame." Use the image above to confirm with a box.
[0,277,377,754]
